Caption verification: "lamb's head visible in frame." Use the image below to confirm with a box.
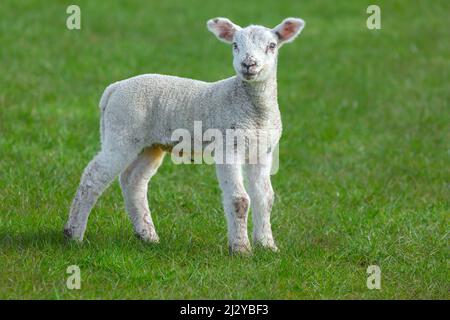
[207,17,305,82]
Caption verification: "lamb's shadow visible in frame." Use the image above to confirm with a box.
[0,228,69,250]
[0,227,213,257]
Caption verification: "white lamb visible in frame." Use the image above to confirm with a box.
[64,17,305,254]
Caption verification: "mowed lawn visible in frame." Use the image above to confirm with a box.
[0,0,448,299]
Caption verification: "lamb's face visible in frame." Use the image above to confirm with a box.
[207,17,305,82]
[232,26,279,81]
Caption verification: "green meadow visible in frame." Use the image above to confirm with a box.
[0,0,448,299]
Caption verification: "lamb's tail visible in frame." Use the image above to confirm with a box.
[99,82,119,111]
[99,82,119,142]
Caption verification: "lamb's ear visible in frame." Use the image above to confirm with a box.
[272,18,305,45]
[207,17,241,44]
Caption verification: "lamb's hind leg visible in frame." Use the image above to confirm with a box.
[64,149,137,241]
[119,146,165,242]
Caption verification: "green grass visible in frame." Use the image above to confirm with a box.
[0,0,449,299]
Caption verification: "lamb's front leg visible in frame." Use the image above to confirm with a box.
[246,160,278,252]
[216,163,251,255]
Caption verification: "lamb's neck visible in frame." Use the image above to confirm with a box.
[241,73,278,111]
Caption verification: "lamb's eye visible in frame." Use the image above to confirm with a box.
[232,42,238,50]
[269,42,277,50]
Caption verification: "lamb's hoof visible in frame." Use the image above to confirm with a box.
[136,228,160,243]
[63,225,84,242]
[254,240,279,252]
[261,243,279,252]
[229,243,252,256]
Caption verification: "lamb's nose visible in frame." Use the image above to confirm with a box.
[241,61,257,70]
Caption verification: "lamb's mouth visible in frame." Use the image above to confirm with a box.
[242,69,261,80]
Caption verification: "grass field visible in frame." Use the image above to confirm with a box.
[0,0,448,299]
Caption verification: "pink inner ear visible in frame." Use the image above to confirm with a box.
[280,21,299,39]
[277,21,301,40]
[219,28,233,40]
[218,22,234,41]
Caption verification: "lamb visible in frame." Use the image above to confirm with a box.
[64,17,305,254]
